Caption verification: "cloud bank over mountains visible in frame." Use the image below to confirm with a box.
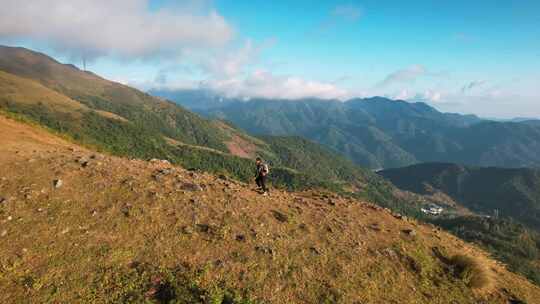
[0,0,359,101]
[0,0,233,59]
[0,1,537,118]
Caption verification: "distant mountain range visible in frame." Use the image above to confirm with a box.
[151,89,540,169]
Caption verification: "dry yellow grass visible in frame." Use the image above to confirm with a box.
[450,254,494,291]
[0,70,131,123]
[0,70,84,113]
[0,114,539,303]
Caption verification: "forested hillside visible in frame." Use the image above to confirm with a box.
[153,90,540,170]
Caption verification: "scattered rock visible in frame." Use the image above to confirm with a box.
[180,183,203,192]
[1,230,6,237]
[121,178,136,187]
[367,204,382,211]
[150,158,170,165]
[152,168,173,181]
[61,228,70,234]
[218,174,228,180]
[196,224,210,233]
[299,223,310,232]
[90,154,104,160]
[182,226,194,235]
[7,216,13,221]
[157,168,173,175]
[53,179,63,188]
[76,156,89,165]
[309,246,321,255]
[353,241,364,249]
[368,223,381,231]
[0,197,7,204]
[255,245,274,255]
[404,255,422,274]
[271,210,289,223]
[121,204,132,217]
[294,197,307,204]
[402,229,417,237]
[382,248,398,259]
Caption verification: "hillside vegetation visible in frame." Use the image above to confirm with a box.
[0,45,392,197]
[1,114,539,303]
[432,216,540,285]
[380,162,540,285]
[379,163,540,230]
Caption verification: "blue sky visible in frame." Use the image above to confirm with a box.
[1,0,539,118]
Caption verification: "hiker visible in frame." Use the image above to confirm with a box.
[255,157,270,195]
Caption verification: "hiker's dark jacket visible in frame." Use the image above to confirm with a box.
[255,163,268,178]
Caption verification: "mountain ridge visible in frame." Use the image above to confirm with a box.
[153,88,540,170]
[0,45,414,206]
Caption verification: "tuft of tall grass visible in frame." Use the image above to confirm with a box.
[450,254,493,290]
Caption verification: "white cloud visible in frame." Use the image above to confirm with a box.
[417,90,443,102]
[196,38,277,78]
[393,89,412,100]
[145,37,349,101]
[202,69,350,100]
[0,0,234,59]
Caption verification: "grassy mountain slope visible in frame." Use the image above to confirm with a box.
[0,45,421,215]
[0,45,244,152]
[164,93,540,170]
[0,45,386,194]
[1,114,539,303]
[432,216,540,285]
